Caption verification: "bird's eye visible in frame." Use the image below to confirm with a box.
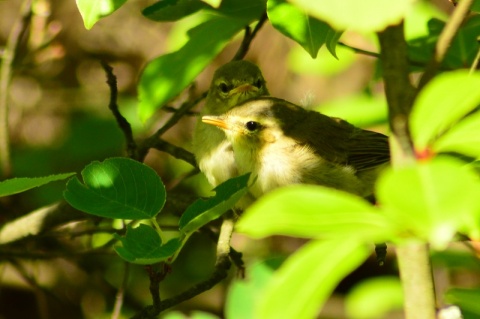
[245,121,260,131]
[218,82,230,93]
[253,78,263,89]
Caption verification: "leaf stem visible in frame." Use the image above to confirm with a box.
[151,218,166,243]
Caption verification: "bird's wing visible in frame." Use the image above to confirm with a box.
[346,128,390,171]
[286,112,390,172]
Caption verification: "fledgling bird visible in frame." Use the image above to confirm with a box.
[192,60,269,187]
[202,97,390,199]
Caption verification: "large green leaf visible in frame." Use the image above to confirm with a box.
[225,259,281,319]
[64,157,166,219]
[179,173,250,234]
[288,0,413,33]
[376,157,480,246]
[410,71,480,151]
[138,0,266,122]
[0,172,75,197]
[138,19,245,122]
[433,110,480,158]
[114,224,181,264]
[76,0,128,29]
[236,185,393,242]
[257,239,369,319]
[267,0,338,59]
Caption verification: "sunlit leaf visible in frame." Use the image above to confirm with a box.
[433,110,480,158]
[319,93,388,127]
[139,18,253,122]
[0,172,75,197]
[114,224,181,264]
[346,277,403,319]
[376,157,480,247]
[288,0,413,33]
[267,0,335,58]
[410,71,480,150]
[236,185,393,242]
[225,259,281,319]
[76,0,127,29]
[179,173,250,234]
[257,239,369,319]
[64,157,166,219]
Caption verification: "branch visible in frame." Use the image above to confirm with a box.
[418,0,474,89]
[377,22,416,163]
[0,0,32,177]
[131,215,236,318]
[150,138,198,169]
[232,12,268,61]
[396,243,437,319]
[100,61,138,159]
[377,23,436,319]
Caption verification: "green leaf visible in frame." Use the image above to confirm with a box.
[76,0,127,29]
[257,239,369,319]
[236,185,393,242]
[433,110,480,158]
[225,259,281,319]
[142,0,209,22]
[410,71,480,150]
[445,288,480,316]
[179,173,250,234]
[267,0,335,59]
[114,224,181,264]
[64,157,166,219]
[345,277,403,319]
[138,16,256,122]
[319,93,388,128]
[288,0,413,33]
[376,157,480,247]
[0,172,75,197]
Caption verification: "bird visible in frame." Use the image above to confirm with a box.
[201,96,390,200]
[192,60,269,188]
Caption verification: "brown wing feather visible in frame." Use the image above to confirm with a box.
[277,104,390,172]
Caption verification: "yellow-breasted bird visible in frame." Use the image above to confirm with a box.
[202,97,390,200]
[192,60,269,188]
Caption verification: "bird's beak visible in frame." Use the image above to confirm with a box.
[202,116,229,130]
[228,83,257,96]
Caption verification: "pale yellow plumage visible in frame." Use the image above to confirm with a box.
[202,97,390,200]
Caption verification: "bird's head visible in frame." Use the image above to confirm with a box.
[205,60,269,114]
[202,98,292,152]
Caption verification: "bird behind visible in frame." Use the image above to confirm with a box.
[192,60,269,187]
[202,97,390,199]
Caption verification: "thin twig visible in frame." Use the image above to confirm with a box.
[150,138,198,168]
[138,91,207,164]
[0,0,32,177]
[100,61,138,158]
[338,42,381,58]
[112,262,130,319]
[232,12,268,61]
[418,0,474,89]
[469,44,480,73]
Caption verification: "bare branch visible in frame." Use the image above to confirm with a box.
[418,0,474,89]
[232,12,268,61]
[101,61,138,159]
